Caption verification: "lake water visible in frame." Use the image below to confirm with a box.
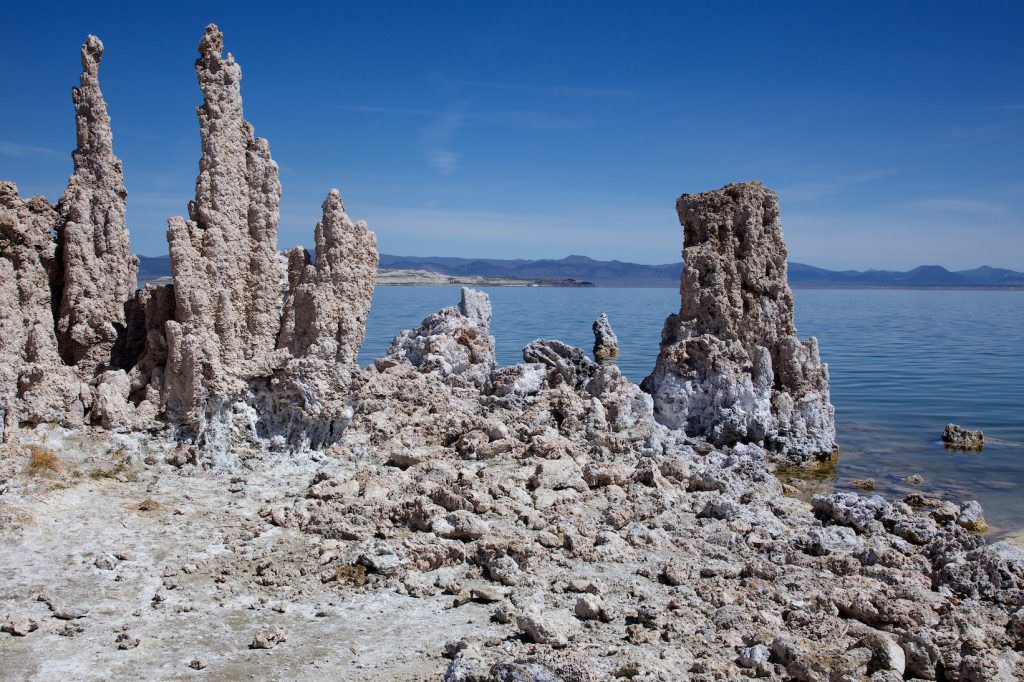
[358,286,1024,535]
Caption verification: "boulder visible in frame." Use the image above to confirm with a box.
[942,423,984,450]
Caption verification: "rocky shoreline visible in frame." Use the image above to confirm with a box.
[2,25,1022,681]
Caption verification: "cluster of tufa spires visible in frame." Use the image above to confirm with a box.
[0,26,378,462]
[0,25,836,465]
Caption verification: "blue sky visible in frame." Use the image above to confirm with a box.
[2,1,1022,269]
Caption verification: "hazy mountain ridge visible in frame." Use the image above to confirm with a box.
[137,254,1024,288]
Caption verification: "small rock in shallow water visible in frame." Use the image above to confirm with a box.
[957,500,989,532]
[851,478,875,491]
[592,313,619,364]
[903,473,924,485]
[942,423,984,450]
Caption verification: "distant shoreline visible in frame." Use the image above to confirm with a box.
[375,268,595,287]
[136,276,1024,291]
[137,254,1024,289]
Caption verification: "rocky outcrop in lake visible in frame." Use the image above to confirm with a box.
[942,423,985,450]
[592,312,619,364]
[642,182,837,464]
[381,287,495,389]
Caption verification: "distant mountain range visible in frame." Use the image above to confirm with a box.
[136,254,1024,288]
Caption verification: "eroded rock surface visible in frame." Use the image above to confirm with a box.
[942,423,984,450]
[162,26,376,456]
[1,35,140,437]
[255,189,378,450]
[592,312,619,364]
[2,27,1021,682]
[247,293,1019,679]
[642,181,837,464]
[162,24,285,449]
[0,184,82,434]
[382,287,496,389]
[53,36,138,377]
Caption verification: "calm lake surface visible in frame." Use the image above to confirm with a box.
[359,286,1024,534]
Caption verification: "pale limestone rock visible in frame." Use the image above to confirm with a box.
[119,284,175,398]
[162,24,286,447]
[53,36,138,378]
[592,313,619,363]
[255,190,378,449]
[383,288,496,389]
[159,26,378,454]
[277,189,378,365]
[523,339,596,389]
[0,183,84,436]
[642,181,836,462]
[90,369,132,429]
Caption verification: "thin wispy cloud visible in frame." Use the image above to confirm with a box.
[423,113,466,176]
[0,140,64,160]
[778,169,893,202]
[357,203,678,262]
[941,122,1014,147]
[908,198,1007,215]
[337,104,583,130]
[443,78,637,99]
[336,104,438,117]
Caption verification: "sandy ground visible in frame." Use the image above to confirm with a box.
[0,427,498,680]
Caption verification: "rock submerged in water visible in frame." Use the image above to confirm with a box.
[942,423,984,450]
[642,181,837,465]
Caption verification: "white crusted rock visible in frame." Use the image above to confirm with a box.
[642,181,836,463]
[383,288,495,389]
[90,369,132,429]
[256,189,378,449]
[161,26,377,455]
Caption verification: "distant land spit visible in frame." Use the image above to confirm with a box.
[136,254,1024,289]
